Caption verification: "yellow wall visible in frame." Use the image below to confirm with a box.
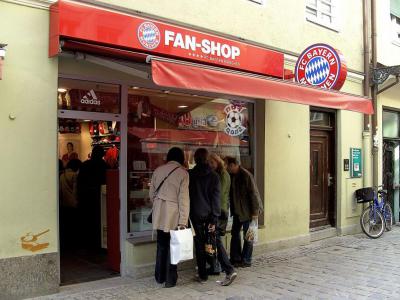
[377,85,400,185]
[0,2,58,259]
[264,101,310,240]
[98,0,365,72]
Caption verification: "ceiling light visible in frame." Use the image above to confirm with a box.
[83,119,91,122]
[163,90,171,93]
[58,88,67,93]
[131,86,140,89]
[178,105,188,109]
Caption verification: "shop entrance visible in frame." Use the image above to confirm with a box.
[382,110,400,223]
[57,78,121,285]
[383,140,400,223]
[309,110,336,229]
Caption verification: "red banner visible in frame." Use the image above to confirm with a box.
[50,0,284,77]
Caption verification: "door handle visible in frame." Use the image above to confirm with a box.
[328,173,334,187]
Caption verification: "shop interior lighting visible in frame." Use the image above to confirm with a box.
[131,86,140,89]
[178,105,188,109]
[163,90,171,93]
[58,88,67,93]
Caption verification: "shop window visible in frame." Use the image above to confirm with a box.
[127,88,254,236]
[306,0,338,31]
[58,78,121,114]
[383,110,400,138]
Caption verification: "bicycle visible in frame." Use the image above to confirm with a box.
[355,185,393,239]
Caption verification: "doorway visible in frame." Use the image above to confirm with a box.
[383,140,400,223]
[57,77,122,285]
[309,110,336,229]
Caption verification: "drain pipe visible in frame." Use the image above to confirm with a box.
[371,0,379,188]
[363,0,372,188]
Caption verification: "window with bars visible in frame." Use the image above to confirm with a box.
[306,0,338,31]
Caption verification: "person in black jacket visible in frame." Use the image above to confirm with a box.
[189,148,220,282]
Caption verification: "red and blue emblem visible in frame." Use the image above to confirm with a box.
[295,44,347,90]
[137,22,161,50]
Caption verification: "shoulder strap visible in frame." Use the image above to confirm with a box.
[155,166,180,195]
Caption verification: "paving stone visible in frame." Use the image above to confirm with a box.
[29,227,400,300]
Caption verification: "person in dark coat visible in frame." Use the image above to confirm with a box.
[77,146,108,250]
[226,156,263,267]
[189,148,220,283]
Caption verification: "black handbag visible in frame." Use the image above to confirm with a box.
[147,166,180,224]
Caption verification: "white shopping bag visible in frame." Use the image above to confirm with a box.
[245,219,259,244]
[170,228,193,265]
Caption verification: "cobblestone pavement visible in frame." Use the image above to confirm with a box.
[32,227,400,300]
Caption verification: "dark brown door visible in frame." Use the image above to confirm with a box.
[310,129,334,228]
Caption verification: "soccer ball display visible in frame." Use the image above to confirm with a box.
[226,111,243,129]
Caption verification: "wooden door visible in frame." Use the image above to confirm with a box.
[310,130,334,228]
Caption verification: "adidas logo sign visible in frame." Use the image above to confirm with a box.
[80,89,101,106]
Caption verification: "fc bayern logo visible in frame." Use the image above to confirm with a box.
[295,44,347,90]
[137,22,161,50]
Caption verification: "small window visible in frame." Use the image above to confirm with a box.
[391,14,400,45]
[383,110,400,138]
[306,0,338,31]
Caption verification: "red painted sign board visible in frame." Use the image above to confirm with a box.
[50,0,284,78]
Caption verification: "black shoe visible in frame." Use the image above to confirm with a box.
[164,282,176,288]
[221,272,237,286]
[194,275,208,284]
[241,262,251,268]
[206,268,220,276]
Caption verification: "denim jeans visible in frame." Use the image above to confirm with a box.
[207,231,235,275]
[230,215,253,264]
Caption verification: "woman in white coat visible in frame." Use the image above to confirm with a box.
[150,147,189,288]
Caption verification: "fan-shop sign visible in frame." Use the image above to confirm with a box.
[294,44,347,90]
[50,0,284,78]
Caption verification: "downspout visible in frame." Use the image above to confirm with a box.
[371,0,379,187]
[363,0,372,188]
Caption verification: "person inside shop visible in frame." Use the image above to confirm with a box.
[62,142,79,167]
[150,147,189,288]
[225,156,263,268]
[207,153,237,285]
[77,146,107,250]
[59,158,82,249]
[189,148,236,286]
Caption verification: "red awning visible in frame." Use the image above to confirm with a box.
[151,59,374,115]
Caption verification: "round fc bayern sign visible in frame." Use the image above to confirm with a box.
[295,44,347,90]
[137,22,161,50]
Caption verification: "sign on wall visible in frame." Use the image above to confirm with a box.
[50,0,284,78]
[350,148,362,178]
[294,44,347,90]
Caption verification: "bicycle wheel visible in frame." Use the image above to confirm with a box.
[383,203,393,231]
[360,206,385,238]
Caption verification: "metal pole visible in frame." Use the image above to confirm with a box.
[371,0,379,187]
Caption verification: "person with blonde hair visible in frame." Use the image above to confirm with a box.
[208,153,237,286]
